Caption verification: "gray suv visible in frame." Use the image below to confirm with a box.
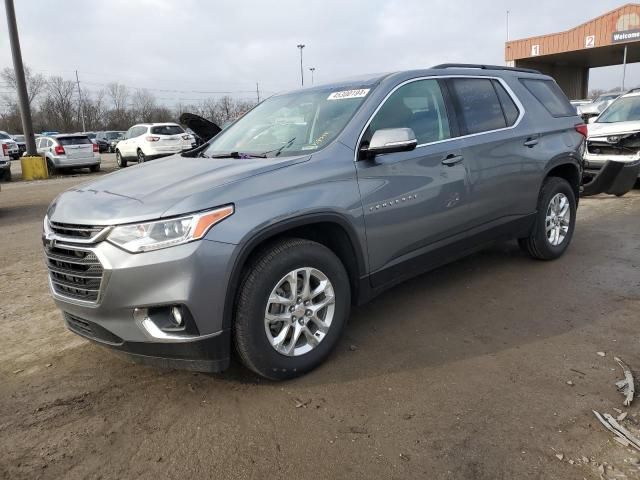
[43,64,584,379]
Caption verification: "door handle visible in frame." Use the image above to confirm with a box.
[524,136,539,147]
[441,154,464,166]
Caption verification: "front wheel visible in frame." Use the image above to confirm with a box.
[519,177,576,260]
[116,150,127,168]
[234,238,351,380]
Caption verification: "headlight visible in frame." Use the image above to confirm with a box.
[107,205,234,253]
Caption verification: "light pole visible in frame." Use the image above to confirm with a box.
[4,0,36,155]
[309,67,316,85]
[297,44,305,87]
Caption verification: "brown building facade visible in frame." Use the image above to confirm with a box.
[505,4,640,99]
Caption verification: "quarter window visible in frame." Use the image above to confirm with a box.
[493,80,520,126]
[449,78,507,134]
[364,79,451,146]
[520,79,575,117]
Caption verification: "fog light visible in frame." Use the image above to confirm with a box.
[170,306,184,327]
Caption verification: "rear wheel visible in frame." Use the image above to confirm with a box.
[137,149,146,164]
[519,177,576,260]
[0,169,11,181]
[90,164,100,173]
[234,238,350,380]
[116,150,127,168]
[46,159,57,176]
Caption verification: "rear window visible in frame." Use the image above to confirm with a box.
[520,79,575,117]
[0,133,11,140]
[58,136,92,145]
[151,125,184,135]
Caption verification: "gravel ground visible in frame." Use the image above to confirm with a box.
[1,161,639,479]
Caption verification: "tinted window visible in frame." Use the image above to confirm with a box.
[365,79,451,145]
[58,136,92,145]
[151,125,184,135]
[450,78,506,134]
[493,80,520,126]
[520,79,575,117]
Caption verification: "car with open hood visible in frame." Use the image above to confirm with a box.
[43,64,585,379]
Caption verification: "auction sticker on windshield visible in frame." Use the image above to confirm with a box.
[327,89,370,100]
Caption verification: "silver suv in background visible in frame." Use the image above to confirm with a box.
[37,134,101,174]
[115,123,196,167]
[44,65,585,380]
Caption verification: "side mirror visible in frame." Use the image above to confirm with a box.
[360,128,417,159]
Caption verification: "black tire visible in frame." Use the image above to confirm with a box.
[46,159,57,176]
[0,169,11,181]
[116,150,127,168]
[90,164,100,173]
[234,238,351,380]
[137,149,146,164]
[519,177,576,260]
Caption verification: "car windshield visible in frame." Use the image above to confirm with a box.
[596,96,640,123]
[105,132,123,140]
[596,94,618,102]
[203,86,373,158]
[151,125,184,135]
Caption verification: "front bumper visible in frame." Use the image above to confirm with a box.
[584,152,640,177]
[47,236,237,372]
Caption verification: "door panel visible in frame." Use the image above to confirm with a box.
[355,78,475,281]
[357,139,470,278]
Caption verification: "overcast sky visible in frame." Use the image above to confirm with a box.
[0,0,636,106]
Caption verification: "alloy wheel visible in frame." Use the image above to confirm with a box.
[545,192,571,246]
[264,267,335,357]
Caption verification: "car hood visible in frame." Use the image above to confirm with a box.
[47,153,311,225]
[587,121,640,138]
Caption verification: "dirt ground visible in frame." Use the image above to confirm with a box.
[1,158,639,479]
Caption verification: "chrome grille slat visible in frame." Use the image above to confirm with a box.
[44,221,105,304]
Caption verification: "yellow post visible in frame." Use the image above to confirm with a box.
[20,155,48,180]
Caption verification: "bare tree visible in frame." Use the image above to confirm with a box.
[40,76,77,132]
[131,88,156,122]
[1,65,46,105]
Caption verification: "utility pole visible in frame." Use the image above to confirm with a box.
[297,44,305,87]
[75,70,86,132]
[309,67,316,85]
[4,0,36,154]
[622,45,628,92]
[256,82,260,103]
[506,10,510,41]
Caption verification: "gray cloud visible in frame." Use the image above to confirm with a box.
[0,0,635,106]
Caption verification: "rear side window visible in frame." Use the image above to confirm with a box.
[58,136,92,145]
[449,78,506,134]
[151,125,184,135]
[520,79,575,117]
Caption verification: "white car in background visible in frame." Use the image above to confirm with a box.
[584,90,640,178]
[0,138,11,181]
[579,92,621,120]
[115,122,196,168]
[0,131,20,160]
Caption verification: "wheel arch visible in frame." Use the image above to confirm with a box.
[543,155,582,203]
[221,213,367,331]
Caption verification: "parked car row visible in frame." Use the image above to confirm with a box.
[114,122,196,167]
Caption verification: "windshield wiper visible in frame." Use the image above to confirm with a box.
[205,151,267,159]
[260,137,296,157]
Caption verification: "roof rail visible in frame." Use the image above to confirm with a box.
[431,63,541,75]
[624,87,640,94]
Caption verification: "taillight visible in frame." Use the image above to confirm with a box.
[92,143,99,152]
[575,123,588,138]
[54,145,65,155]
[1,143,7,156]
[146,136,160,142]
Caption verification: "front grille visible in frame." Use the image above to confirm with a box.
[65,313,123,345]
[45,244,104,302]
[49,221,104,239]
